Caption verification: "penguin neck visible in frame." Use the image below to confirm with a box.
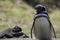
[36,11,47,15]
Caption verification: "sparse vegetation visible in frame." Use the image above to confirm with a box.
[0,0,35,34]
[0,0,60,40]
[49,9,60,34]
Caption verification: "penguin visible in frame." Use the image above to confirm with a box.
[31,4,56,40]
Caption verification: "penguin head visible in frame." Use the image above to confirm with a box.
[12,25,22,33]
[35,4,47,13]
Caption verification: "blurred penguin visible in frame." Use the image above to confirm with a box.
[0,25,29,39]
[12,25,29,38]
[31,4,52,40]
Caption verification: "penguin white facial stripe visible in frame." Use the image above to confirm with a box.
[35,4,45,8]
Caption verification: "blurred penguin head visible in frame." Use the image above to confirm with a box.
[35,4,47,13]
[12,25,22,33]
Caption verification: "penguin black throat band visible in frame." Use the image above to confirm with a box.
[31,13,56,38]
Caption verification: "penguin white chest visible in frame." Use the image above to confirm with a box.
[34,17,51,39]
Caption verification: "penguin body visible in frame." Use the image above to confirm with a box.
[32,4,52,40]
[34,17,52,40]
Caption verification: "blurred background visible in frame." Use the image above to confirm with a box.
[0,0,60,37]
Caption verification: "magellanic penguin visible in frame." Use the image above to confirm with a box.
[31,4,56,40]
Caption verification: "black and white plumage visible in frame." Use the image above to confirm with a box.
[0,25,29,39]
[31,4,56,40]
